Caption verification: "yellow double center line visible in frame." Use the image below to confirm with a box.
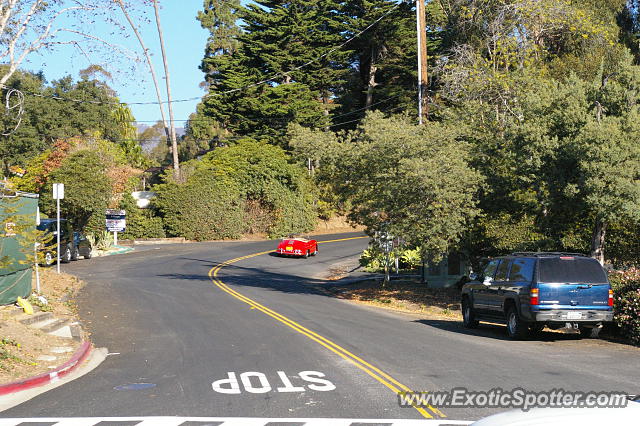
[208,236,445,419]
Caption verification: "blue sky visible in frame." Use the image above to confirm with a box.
[23,2,210,125]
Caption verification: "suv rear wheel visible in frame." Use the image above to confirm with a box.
[61,245,72,263]
[71,246,79,261]
[462,298,479,328]
[44,252,54,266]
[506,306,529,339]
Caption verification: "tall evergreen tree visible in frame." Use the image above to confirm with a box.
[334,1,433,127]
[198,0,243,81]
[198,0,343,143]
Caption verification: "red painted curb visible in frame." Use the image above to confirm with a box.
[0,341,92,396]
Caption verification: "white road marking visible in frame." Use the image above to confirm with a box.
[0,418,473,426]
[212,370,336,394]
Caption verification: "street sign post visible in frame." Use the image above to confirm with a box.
[35,207,41,292]
[105,209,126,246]
[52,183,64,274]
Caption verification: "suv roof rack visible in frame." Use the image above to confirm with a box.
[510,252,587,257]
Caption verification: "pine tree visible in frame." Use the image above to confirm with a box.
[198,0,341,143]
[198,0,243,80]
[334,1,421,126]
[240,0,350,103]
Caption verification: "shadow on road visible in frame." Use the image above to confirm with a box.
[156,256,336,298]
[158,255,598,345]
[413,318,586,342]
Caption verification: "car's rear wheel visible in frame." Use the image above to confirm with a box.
[84,250,92,260]
[462,298,479,329]
[44,252,54,266]
[61,245,72,263]
[312,246,318,256]
[304,250,309,258]
[506,306,529,339]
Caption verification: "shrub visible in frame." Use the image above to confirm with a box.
[154,171,245,241]
[121,212,165,240]
[39,150,111,233]
[359,247,423,273]
[359,248,385,272]
[118,194,165,240]
[614,289,640,345]
[200,141,316,237]
[609,267,640,293]
[609,268,640,346]
[86,231,114,251]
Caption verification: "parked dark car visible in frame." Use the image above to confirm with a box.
[461,252,613,339]
[36,219,92,265]
[73,231,92,260]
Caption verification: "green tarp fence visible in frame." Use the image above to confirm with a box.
[0,189,38,305]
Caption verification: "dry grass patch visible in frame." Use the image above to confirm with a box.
[332,279,462,319]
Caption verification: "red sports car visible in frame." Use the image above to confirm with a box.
[276,238,318,258]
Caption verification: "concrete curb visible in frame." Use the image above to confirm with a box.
[94,246,134,257]
[0,341,91,396]
[132,237,186,245]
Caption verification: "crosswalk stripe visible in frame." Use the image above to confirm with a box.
[0,418,473,426]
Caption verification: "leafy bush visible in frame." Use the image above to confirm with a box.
[359,248,385,272]
[121,211,165,240]
[614,289,640,345]
[609,268,640,293]
[608,269,640,345]
[154,171,246,241]
[94,231,114,250]
[118,194,165,240]
[39,150,112,233]
[198,141,316,238]
[400,248,422,269]
[359,247,423,273]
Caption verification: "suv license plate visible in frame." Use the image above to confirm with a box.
[567,312,583,320]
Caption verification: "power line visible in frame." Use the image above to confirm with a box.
[327,102,413,129]
[103,93,406,124]
[330,93,405,120]
[18,101,413,144]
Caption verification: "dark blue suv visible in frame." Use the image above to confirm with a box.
[461,253,614,339]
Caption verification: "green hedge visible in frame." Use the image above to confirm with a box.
[614,289,640,345]
[118,194,165,240]
[200,141,316,238]
[609,268,640,345]
[154,171,246,241]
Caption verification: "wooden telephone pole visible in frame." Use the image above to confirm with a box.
[415,0,428,124]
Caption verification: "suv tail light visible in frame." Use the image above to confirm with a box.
[608,289,614,307]
[530,288,539,306]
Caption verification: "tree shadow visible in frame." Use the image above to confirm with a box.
[156,256,339,297]
[413,318,585,342]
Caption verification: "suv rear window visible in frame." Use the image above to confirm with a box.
[538,257,608,284]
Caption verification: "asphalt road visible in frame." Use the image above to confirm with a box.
[2,232,639,422]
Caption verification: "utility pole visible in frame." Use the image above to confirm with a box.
[415,0,428,124]
[116,0,173,168]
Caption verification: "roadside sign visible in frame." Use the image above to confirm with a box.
[52,183,64,200]
[106,209,126,232]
